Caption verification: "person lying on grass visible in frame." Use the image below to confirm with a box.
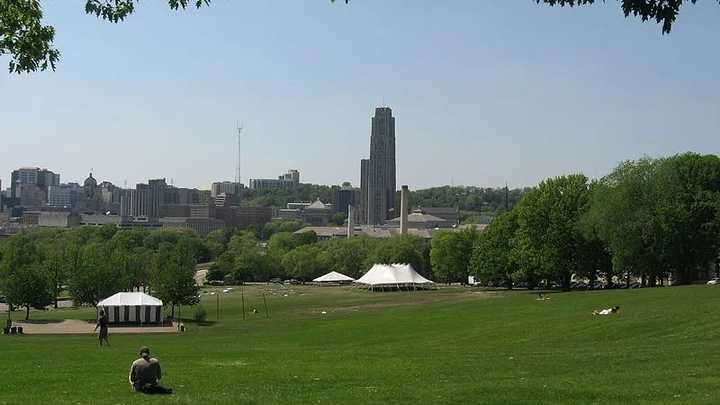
[592,306,620,316]
[129,346,172,394]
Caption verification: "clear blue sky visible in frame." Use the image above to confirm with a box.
[1,1,719,191]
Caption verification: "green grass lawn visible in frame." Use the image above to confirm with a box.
[2,284,720,404]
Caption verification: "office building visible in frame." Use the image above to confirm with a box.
[10,167,60,197]
[211,182,243,198]
[214,206,272,229]
[133,184,150,217]
[9,167,60,206]
[359,159,369,224]
[148,179,166,219]
[335,183,360,216]
[119,189,135,217]
[164,186,203,206]
[38,211,81,228]
[17,184,45,208]
[250,169,300,191]
[47,185,74,208]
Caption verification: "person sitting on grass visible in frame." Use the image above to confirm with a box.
[129,346,172,394]
[592,306,620,316]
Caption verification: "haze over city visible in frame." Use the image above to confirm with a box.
[2,0,719,190]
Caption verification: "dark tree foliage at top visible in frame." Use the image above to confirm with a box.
[0,0,60,73]
[1,0,350,74]
[1,0,712,74]
[84,0,210,23]
[537,0,719,34]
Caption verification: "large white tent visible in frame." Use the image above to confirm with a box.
[98,292,164,324]
[313,271,355,283]
[355,263,434,290]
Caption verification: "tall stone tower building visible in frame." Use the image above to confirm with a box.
[360,107,396,225]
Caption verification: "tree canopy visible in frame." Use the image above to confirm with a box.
[0,0,348,73]
[3,1,710,74]
[430,228,478,284]
[537,0,718,34]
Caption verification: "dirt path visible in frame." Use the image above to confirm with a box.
[14,319,178,335]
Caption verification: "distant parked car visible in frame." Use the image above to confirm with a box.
[270,278,283,284]
[0,295,6,303]
[207,280,225,286]
[707,278,720,285]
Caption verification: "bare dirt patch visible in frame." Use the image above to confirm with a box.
[14,319,179,335]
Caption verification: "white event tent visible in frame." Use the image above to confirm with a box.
[355,263,434,291]
[313,271,355,283]
[97,292,164,325]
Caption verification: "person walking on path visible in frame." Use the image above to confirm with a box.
[94,309,110,346]
[129,346,172,394]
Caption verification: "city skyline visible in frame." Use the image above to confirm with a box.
[2,1,719,191]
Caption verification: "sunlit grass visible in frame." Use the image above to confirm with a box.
[1,285,719,404]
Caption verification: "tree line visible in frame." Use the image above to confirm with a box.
[2,152,718,319]
[410,186,531,216]
[434,153,720,290]
[0,226,207,319]
[206,229,431,286]
[0,218,436,319]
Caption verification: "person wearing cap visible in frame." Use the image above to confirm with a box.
[129,346,172,394]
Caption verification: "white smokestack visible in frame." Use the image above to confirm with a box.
[400,185,409,235]
[347,204,355,238]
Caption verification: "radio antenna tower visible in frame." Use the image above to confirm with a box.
[236,122,243,184]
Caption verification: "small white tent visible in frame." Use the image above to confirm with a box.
[355,263,434,290]
[313,271,355,283]
[98,292,164,325]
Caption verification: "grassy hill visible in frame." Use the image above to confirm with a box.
[2,285,720,404]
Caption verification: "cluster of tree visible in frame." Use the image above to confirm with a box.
[410,186,531,214]
[241,184,337,208]
[457,153,720,290]
[207,231,432,284]
[0,226,206,319]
